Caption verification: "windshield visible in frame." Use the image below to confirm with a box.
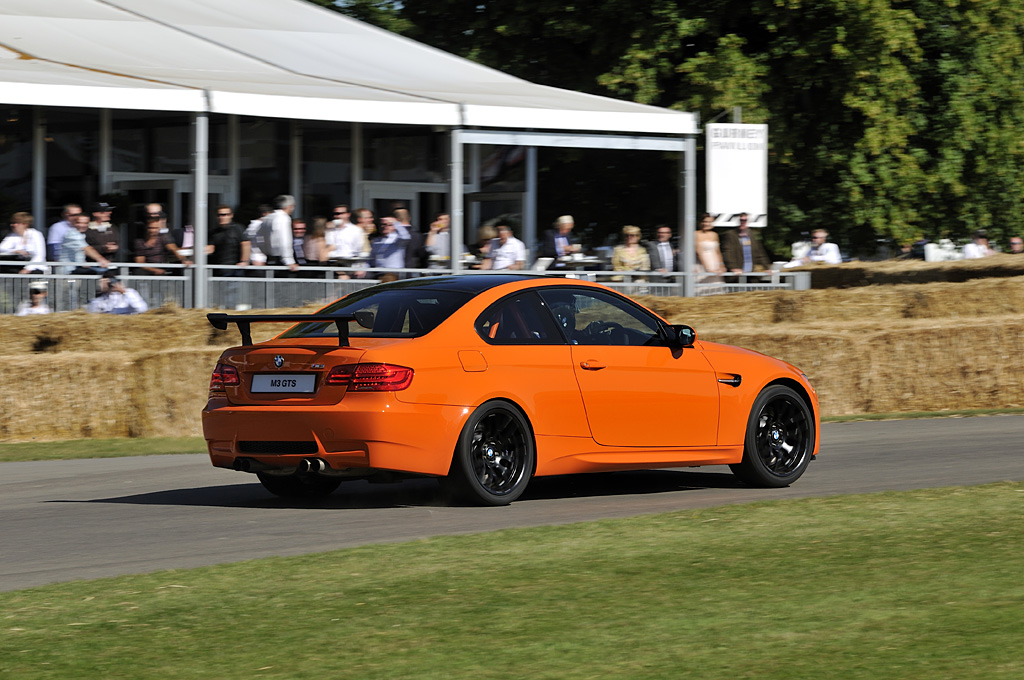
[279,287,472,339]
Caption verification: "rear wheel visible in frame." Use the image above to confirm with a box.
[446,401,535,506]
[730,385,814,487]
[256,471,342,499]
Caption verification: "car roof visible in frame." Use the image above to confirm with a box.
[368,274,543,295]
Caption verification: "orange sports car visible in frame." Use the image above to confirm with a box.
[203,275,819,505]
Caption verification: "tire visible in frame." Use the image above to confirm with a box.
[730,385,814,487]
[446,401,535,506]
[256,471,342,499]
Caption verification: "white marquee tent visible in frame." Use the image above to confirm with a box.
[0,0,699,301]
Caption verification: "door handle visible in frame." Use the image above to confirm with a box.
[580,360,606,371]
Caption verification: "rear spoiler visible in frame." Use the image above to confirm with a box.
[207,313,357,347]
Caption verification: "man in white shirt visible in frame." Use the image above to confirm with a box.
[963,229,994,259]
[87,272,148,315]
[800,229,843,265]
[325,204,364,259]
[1,212,48,274]
[46,204,82,262]
[61,214,110,274]
[255,195,299,273]
[482,222,527,270]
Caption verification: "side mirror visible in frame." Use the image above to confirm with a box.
[353,310,375,330]
[672,324,697,348]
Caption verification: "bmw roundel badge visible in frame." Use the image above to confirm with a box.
[274,355,284,368]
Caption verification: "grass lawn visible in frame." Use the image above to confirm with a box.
[2,483,1022,679]
[0,437,206,462]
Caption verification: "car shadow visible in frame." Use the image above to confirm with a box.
[47,469,745,510]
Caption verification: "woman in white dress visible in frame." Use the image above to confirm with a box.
[696,213,726,282]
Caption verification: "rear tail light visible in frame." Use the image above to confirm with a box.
[326,363,413,391]
[209,363,239,391]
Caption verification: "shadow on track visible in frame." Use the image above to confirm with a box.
[47,469,745,510]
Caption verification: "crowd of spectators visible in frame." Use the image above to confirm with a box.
[6,200,1024,315]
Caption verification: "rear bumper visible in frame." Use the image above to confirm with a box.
[202,394,468,476]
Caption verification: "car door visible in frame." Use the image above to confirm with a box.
[474,291,590,438]
[537,288,720,447]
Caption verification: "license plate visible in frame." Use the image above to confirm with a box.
[251,374,315,393]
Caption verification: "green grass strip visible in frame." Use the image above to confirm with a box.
[2,483,1022,679]
[0,436,206,462]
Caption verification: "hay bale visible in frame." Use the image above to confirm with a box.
[4,278,1024,442]
[798,254,1024,288]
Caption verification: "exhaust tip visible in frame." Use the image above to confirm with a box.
[298,457,328,473]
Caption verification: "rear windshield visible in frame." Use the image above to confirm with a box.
[279,287,472,339]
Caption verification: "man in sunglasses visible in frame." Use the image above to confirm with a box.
[208,205,250,270]
[208,205,251,308]
[47,204,82,262]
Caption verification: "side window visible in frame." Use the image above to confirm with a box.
[476,292,565,345]
[537,289,665,346]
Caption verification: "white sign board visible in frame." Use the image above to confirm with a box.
[706,123,768,227]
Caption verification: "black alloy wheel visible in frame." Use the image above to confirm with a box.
[730,385,814,487]
[447,401,535,506]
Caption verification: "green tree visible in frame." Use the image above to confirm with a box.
[313,0,1024,252]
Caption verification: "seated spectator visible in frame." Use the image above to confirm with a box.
[87,202,121,264]
[481,222,527,270]
[797,229,843,265]
[16,280,52,316]
[1,212,48,274]
[87,271,148,315]
[371,217,410,270]
[62,213,110,274]
[611,225,651,281]
[1008,235,1024,254]
[134,212,188,275]
[963,229,995,259]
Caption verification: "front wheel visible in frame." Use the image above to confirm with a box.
[730,385,814,487]
[256,471,342,499]
[445,401,535,506]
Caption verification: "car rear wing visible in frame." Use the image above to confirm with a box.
[207,313,357,347]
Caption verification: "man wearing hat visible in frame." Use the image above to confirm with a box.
[541,214,581,269]
[16,281,52,316]
[87,270,148,315]
[87,202,121,264]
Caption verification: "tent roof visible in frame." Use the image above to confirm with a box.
[0,0,696,135]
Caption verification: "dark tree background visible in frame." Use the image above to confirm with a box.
[322,0,1024,255]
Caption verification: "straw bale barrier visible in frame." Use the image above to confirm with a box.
[2,276,1023,442]
[788,253,1024,288]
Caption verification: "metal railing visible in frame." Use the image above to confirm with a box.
[1,262,810,314]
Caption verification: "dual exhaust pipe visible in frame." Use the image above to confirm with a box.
[233,457,329,473]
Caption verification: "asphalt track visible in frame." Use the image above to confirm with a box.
[3,415,1023,592]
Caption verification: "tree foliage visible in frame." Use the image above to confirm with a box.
[320,0,1024,252]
